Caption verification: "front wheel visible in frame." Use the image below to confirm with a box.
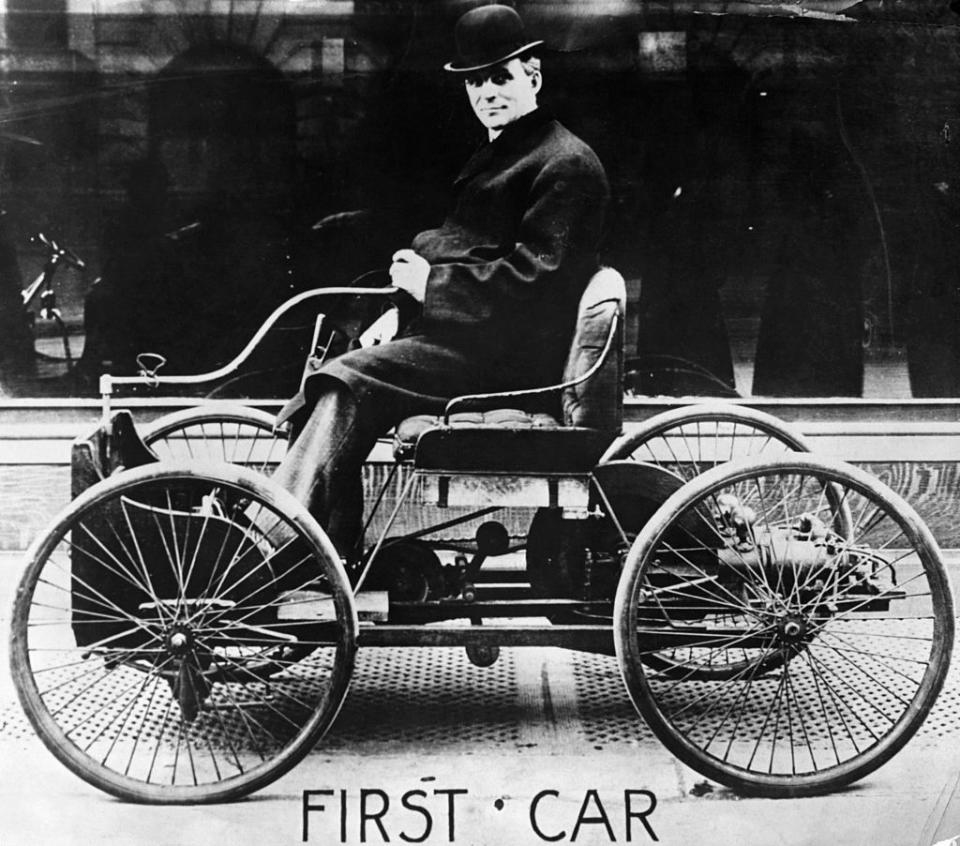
[10,462,357,803]
[614,454,953,797]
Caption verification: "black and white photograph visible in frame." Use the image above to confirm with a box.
[1,1,959,843]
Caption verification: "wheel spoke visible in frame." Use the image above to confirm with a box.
[143,410,287,472]
[12,465,355,802]
[617,456,952,796]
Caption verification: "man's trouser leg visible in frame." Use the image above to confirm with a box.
[271,380,375,558]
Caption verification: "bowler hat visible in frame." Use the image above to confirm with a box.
[444,5,543,73]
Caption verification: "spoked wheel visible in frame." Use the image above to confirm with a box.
[142,406,289,474]
[10,462,357,803]
[614,455,953,797]
[601,404,813,482]
[603,404,852,679]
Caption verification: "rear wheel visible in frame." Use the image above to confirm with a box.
[603,405,851,679]
[614,455,953,797]
[142,406,288,474]
[602,404,812,481]
[10,462,356,803]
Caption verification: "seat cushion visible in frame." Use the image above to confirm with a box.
[394,409,561,460]
[394,409,610,473]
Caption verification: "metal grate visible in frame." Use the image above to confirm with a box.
[18,649,339,755]
[324,647,522,748]
[573,654,654,748]
[573,621,960,752]
[4,632,960,753]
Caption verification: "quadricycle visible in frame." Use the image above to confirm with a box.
[8,270,954,803]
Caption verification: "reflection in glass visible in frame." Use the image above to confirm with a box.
[0,3,956,400]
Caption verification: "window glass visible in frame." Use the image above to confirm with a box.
[0,3,956,400]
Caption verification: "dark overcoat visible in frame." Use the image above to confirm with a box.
[279,108,609,433]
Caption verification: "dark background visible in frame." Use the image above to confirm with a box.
[0,0,957,400]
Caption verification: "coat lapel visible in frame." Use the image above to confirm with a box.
[453,108,552,186]
[454,142,495,186]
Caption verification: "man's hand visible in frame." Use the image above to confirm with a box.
[390,249,429,303]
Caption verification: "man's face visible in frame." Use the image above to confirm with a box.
[464,58,540,139]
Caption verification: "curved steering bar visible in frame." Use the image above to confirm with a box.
[98,285,399,420]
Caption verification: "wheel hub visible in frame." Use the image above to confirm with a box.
[777,614,808,643]
[166,625,195,656]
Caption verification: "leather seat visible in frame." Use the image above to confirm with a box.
[394,409,610,473]
[393,267,627,474]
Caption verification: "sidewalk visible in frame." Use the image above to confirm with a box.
[3,701,959,846]
[2,551,959,846]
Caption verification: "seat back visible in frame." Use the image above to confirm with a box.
[560,267,627,434]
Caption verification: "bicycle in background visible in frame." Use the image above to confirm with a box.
[19,230,86,376]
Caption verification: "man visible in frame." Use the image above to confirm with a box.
[271,4,609,557]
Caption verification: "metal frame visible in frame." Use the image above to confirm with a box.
[96,285,398,422]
